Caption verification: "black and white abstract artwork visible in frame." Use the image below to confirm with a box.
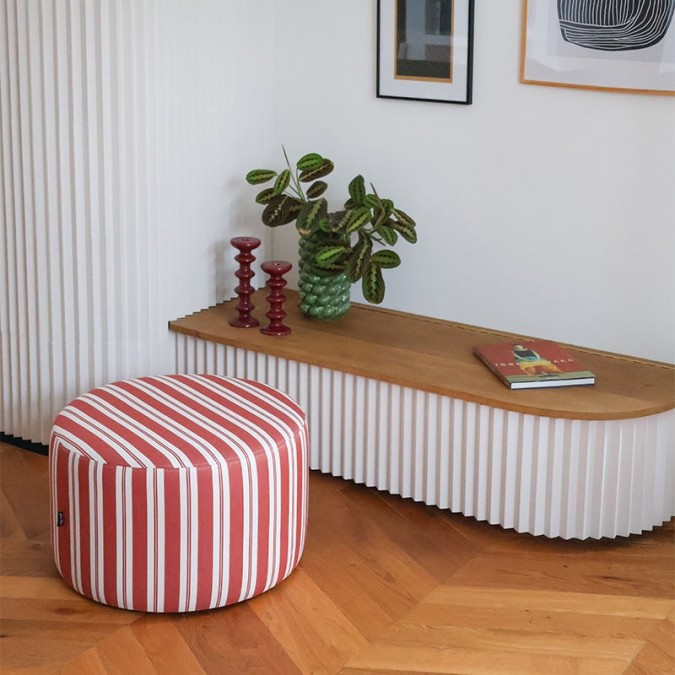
[521,0,675,94]
[557,0,675,51]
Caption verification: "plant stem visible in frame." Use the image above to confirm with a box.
[282,145,307,202]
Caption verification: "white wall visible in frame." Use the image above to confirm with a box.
[269,0,675,363]
[155,1,275,321]
[156,1,278,318]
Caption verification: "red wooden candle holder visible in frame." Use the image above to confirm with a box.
[260,260,292,336]
[229,236,261,328]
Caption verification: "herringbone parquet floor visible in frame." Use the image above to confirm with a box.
[1,441,673,674]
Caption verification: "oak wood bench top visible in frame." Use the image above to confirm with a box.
[169,290,675,421]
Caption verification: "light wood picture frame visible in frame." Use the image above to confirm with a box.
[377,0,474,104]
[520,0,675,96]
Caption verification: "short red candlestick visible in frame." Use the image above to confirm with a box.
[230,236,261,328]
[260,260,292,336]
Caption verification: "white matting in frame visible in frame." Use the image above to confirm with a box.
[521,0,675,95]
[377,0,474,104]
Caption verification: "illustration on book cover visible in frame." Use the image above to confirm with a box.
[473,339,596,390]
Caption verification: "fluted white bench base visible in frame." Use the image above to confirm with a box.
[175,336,674,540]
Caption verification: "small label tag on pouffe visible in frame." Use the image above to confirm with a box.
[57,511,64,527]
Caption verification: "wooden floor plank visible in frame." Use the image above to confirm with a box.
[173,602,302,674]
[0,446,50,541]
[0,491,25,544]
[58,626,159,675]
[341,583,672,675]
[339,669,441,675]
[338,481,482,581]
[248,567,370,674]
[344,641,632,675]
[0,531,59,579]
[2,575,98,602]
[299,476,441,641]
[422,585,673,618]
[130,615,208,674]
[446,546,675,598]
[624,611,675,674]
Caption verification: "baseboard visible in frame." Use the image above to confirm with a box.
[0,432,49,456]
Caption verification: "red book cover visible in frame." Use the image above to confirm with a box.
[473,339,595,390]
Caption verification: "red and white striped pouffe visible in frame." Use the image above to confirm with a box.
[49,374,308,612]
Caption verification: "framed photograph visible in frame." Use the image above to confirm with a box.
[377,0,475,104]
[520,0,675,95]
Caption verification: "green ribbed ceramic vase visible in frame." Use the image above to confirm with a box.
[297,236,351,320]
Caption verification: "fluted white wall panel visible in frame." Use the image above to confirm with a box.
[1,0,162,442]
[175,335,675,540]
[1,1,274,444]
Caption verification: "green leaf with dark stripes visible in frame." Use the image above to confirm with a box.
[255,187,276,204]
[392,208,416,228]
[371,250,401,269]
[348,175,366,205]
[296,198,328,236]
[392,220,417,243]
[306,181,328,199]
[299,159,334,183]
[370,206,388,228]
[347,206,372,234]
[364,193,380,209]
[262,195,293,227]
[246,169,276,185]
[378,224,398,246]
[273,169,291,194]
[318,217,333,232]
[346,235,372,282]
[328,210,351,233]
[296,153,324,171]
[314,245,348,268]
[362,264,385,304]
[280,198,303,225]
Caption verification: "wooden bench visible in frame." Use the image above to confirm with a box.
[169,291,674,540]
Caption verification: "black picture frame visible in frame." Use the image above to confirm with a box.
[377,0,475,104]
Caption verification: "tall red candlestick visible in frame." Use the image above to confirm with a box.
[229,236,261,328]
[260,260,292,336]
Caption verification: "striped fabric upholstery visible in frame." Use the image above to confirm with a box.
[49,374,309,612]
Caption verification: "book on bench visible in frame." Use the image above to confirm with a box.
[473,339,596,390]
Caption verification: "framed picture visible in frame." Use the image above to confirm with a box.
[377,0,475,104]
[520,0,675,95]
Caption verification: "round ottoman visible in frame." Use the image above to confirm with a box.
[49,374,309,612]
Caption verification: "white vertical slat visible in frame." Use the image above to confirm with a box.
[486,407,504,526]
[351,375,366,484]
[474,405,491,522]
[423,392,439,506]
[652,412,672,521]
[500,412,519,530]
[0,0,16,433]
[436,396,451,509]
[532,417,549,536]
[411,390,426,501]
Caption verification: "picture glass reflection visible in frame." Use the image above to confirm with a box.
[396,0,453,81]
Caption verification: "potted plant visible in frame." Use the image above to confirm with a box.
[246,149,417,319]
